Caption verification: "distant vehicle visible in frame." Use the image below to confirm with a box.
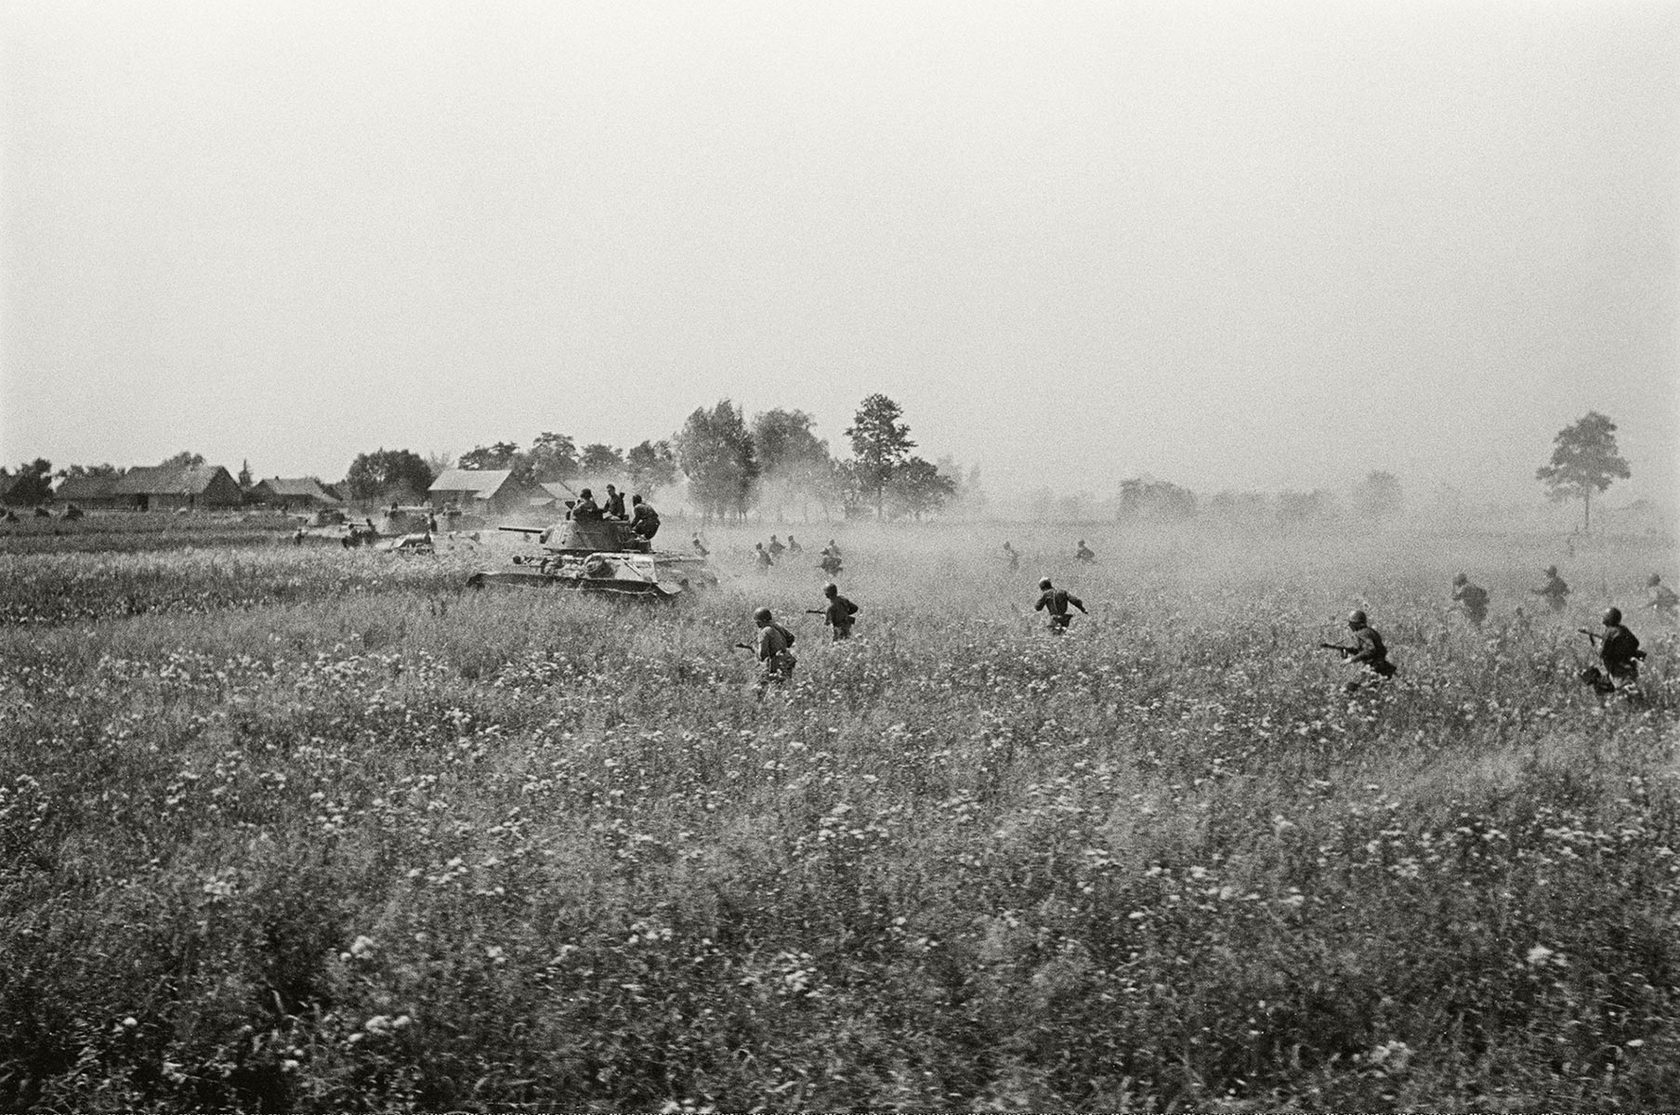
[466,518,716,599]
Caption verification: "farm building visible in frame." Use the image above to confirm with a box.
[53,474,125,510]
[248,477,345,512]
[112,464,243,511]
[428,469,543,517]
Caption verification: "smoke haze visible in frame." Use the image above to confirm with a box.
[2,1,1675,506]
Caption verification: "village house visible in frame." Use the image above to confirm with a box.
[52,474,126,510]
[247,477,345,512]
[427,469,543,518]
[112,464,243,511]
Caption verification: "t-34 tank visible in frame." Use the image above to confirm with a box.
[466,518,716,599]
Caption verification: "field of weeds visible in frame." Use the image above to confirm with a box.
[3,518,1678,1111]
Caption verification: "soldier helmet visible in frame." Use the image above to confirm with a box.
[1650,574,1663,587]
[1545,565,1557,576]
[579,488,593,499]
[1039,578,1053,590]
[1348,609,1367,626]
[1603,607,1622,626]
[631,494,642,505]
[753,607,772,623]
[1453,573,1468,585]
[824,582,838,597]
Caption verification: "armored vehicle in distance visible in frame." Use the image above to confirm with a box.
[466,518,716,599]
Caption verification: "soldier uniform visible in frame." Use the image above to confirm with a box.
[755,543,773,574]
[768,536,786,558]
[1004,542,1019,571]
[817,583,859,641]
[602,485,627,520]
[1650,575,1678,618]
[1075,540,1096,564]
[1531,566,1570,613]
[752,607,797,693]
[1034,577,1087,634]
[570,490,603,522]
[1452,573,1489,626]
[629,495,660,540]
[1341,610,1397,685]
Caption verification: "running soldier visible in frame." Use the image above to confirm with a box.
[1580,607,1646,697]
[809,582,859,641]
[1034,577,1087,634]
[1452,573,1489,626]
[754,542,774,574]
[1649,574,1678,619]
[1003,541,1019,571]
[1324,610,1397,690]
[1075,539,1096,564]
[768,535,786,558]
[742,606,797,696]
[1531,566,1570,613]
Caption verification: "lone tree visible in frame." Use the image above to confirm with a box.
[344,448,435,504]
[1536,411,1630,532]
[845,393,915,519]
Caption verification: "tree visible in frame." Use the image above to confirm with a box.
[675,401,758,522]
[161,451,205,469]
[458,442,520,471]
[523,432,578,483]
[844,394,915,519]
[344,448,435,503]
[580,443,625,477]
[625,439,679,496]
[59,462,120,479]
[751,408,834,520]
[1351,470,1403,521]
[5,458,53,505]
[1119,478,1197,521]
[1277,489,1338,526]
[1536,411,1630,532]
[886,456,957,520]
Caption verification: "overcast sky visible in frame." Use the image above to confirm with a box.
[3,0,1675,505]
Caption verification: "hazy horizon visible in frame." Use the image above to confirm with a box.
[4,1,1676,506]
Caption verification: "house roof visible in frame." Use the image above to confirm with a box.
[256,477,342,502]
[55,475,120,500]
[429,469,514,497]
[114,465,234,496]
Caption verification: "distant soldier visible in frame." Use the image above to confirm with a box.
[1075,539,1096,564]
[741,606,797,694]
[1003,541,1019,571]
[1649,574,1678,619]
[1580,607,1645,696]
[786,535,803,555]
[818,548,843,577]
[755,542,774,574]
[602,484,627,520]
[629,495,660,540]
[768,535,786,558]
[809,582,859,641]
[1324,610,1397,689]
[692,534,709,558]
[1452,573,1489,626]
[827,539,842,558]
[570,489,603,522]
[1034,577,1087,634]
[1530,565,1570,614]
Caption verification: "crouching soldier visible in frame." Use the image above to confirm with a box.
[1579,607,1645,698]
[809,583,859,642]
[1324,610,1397,691]
[1034,577,1087,634]
[1452,573,1489,626]
[742,607,797,697]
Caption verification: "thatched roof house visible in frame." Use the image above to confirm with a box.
[112,465,242,511]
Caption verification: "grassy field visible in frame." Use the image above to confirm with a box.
[2,516,1678,1111]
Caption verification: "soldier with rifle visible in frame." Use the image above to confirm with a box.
[1452,573,1489,626]
[808,582,859,641]
[1321,610,1397,689]
[1531,565,1570,614]
[1578,607,1645,696]
[786,535,803,555]
[736,606,797,696]
[818,544,843,577]
[1034,577,1087,634]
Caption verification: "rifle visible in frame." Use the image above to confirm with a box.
[498,525,544,535]
[732,642,754,652]
[1320,642,1355,656]
[1577,628,1603,643]
[806,608,826,616]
